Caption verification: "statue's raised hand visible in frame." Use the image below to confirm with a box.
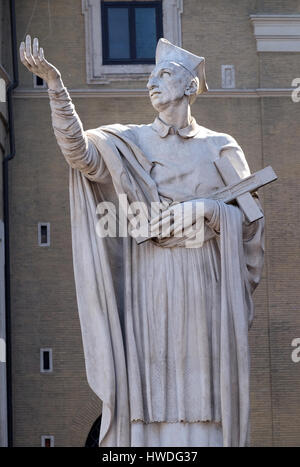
[20,35,63,91]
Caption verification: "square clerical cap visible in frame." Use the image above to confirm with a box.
[155,38,208,101]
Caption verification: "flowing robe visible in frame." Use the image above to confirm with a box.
[48,87,264,447]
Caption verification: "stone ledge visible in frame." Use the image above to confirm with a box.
[13,88,294,99]
[250,15,300,52]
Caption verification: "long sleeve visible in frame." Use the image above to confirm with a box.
[48,86,110,183]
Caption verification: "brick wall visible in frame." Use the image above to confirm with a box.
[10,0,300,446]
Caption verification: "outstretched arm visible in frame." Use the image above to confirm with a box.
[19,35,109,182]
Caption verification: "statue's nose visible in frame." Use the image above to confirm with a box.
[147,77,158,90]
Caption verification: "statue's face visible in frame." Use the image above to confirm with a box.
[147,61,191,111]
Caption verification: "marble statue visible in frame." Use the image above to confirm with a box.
[20,35,265,447]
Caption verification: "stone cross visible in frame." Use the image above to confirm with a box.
[213,158,277,222]
[136,162,277,244]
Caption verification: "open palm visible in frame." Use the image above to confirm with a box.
[19,35,61,88]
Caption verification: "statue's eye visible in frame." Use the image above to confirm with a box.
[160,71,170,77]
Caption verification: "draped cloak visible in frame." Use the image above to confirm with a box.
[67,125,264,447]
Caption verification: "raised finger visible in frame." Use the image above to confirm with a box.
[19,42,29,66]
[34,44,44,70]
[37,47,48,72]
[32,37,39,59]
[38,47,46,66]
[25,34,36,67]
[25,34,32,57]
[39,47,44,61]
[38,47,51,71]
[20,41,34,72]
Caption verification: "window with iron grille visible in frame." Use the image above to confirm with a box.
[102,1,163,65]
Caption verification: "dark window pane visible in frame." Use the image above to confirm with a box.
[36,76,44,86]
[44,438,51,448]
[107,8,130,59]
[41,225,48,244]
[43,351,50,371]
[135,7,157,59]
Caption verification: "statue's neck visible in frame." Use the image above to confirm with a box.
[159,99,192,131]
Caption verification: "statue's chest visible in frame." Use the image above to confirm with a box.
[143,136,225,202]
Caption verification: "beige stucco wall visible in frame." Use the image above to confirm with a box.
[9,0,300,446]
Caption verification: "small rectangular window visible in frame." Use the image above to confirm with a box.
[41,435,54,447]
[102,1,163,65]
[38,223,50,247]
[40,348,53,373]
[33,75,46,88]
[221,65,236,89]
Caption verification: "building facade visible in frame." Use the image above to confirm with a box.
[0,0,12,448]
[2,0,300,446]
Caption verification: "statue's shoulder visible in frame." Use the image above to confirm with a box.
[99,123,151,144]
[195,125,240,150]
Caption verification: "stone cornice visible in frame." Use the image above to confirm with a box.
[250,14,300,52]
[13,88,294,99]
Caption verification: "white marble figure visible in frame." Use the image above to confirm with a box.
[20,36,264,447]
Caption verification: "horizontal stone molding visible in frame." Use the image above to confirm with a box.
[13,88,294,99]
[250,14,300,52]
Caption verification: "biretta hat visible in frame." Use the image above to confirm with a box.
[155,38,208,102]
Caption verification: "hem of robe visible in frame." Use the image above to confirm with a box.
[131,421,223,447]
[131,418,222,425]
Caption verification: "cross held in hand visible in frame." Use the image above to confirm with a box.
[213,157,277,223]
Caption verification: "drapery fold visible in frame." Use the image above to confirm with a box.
[70,169,129,446]
[69,127,260,447]
[218,203,252,446]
